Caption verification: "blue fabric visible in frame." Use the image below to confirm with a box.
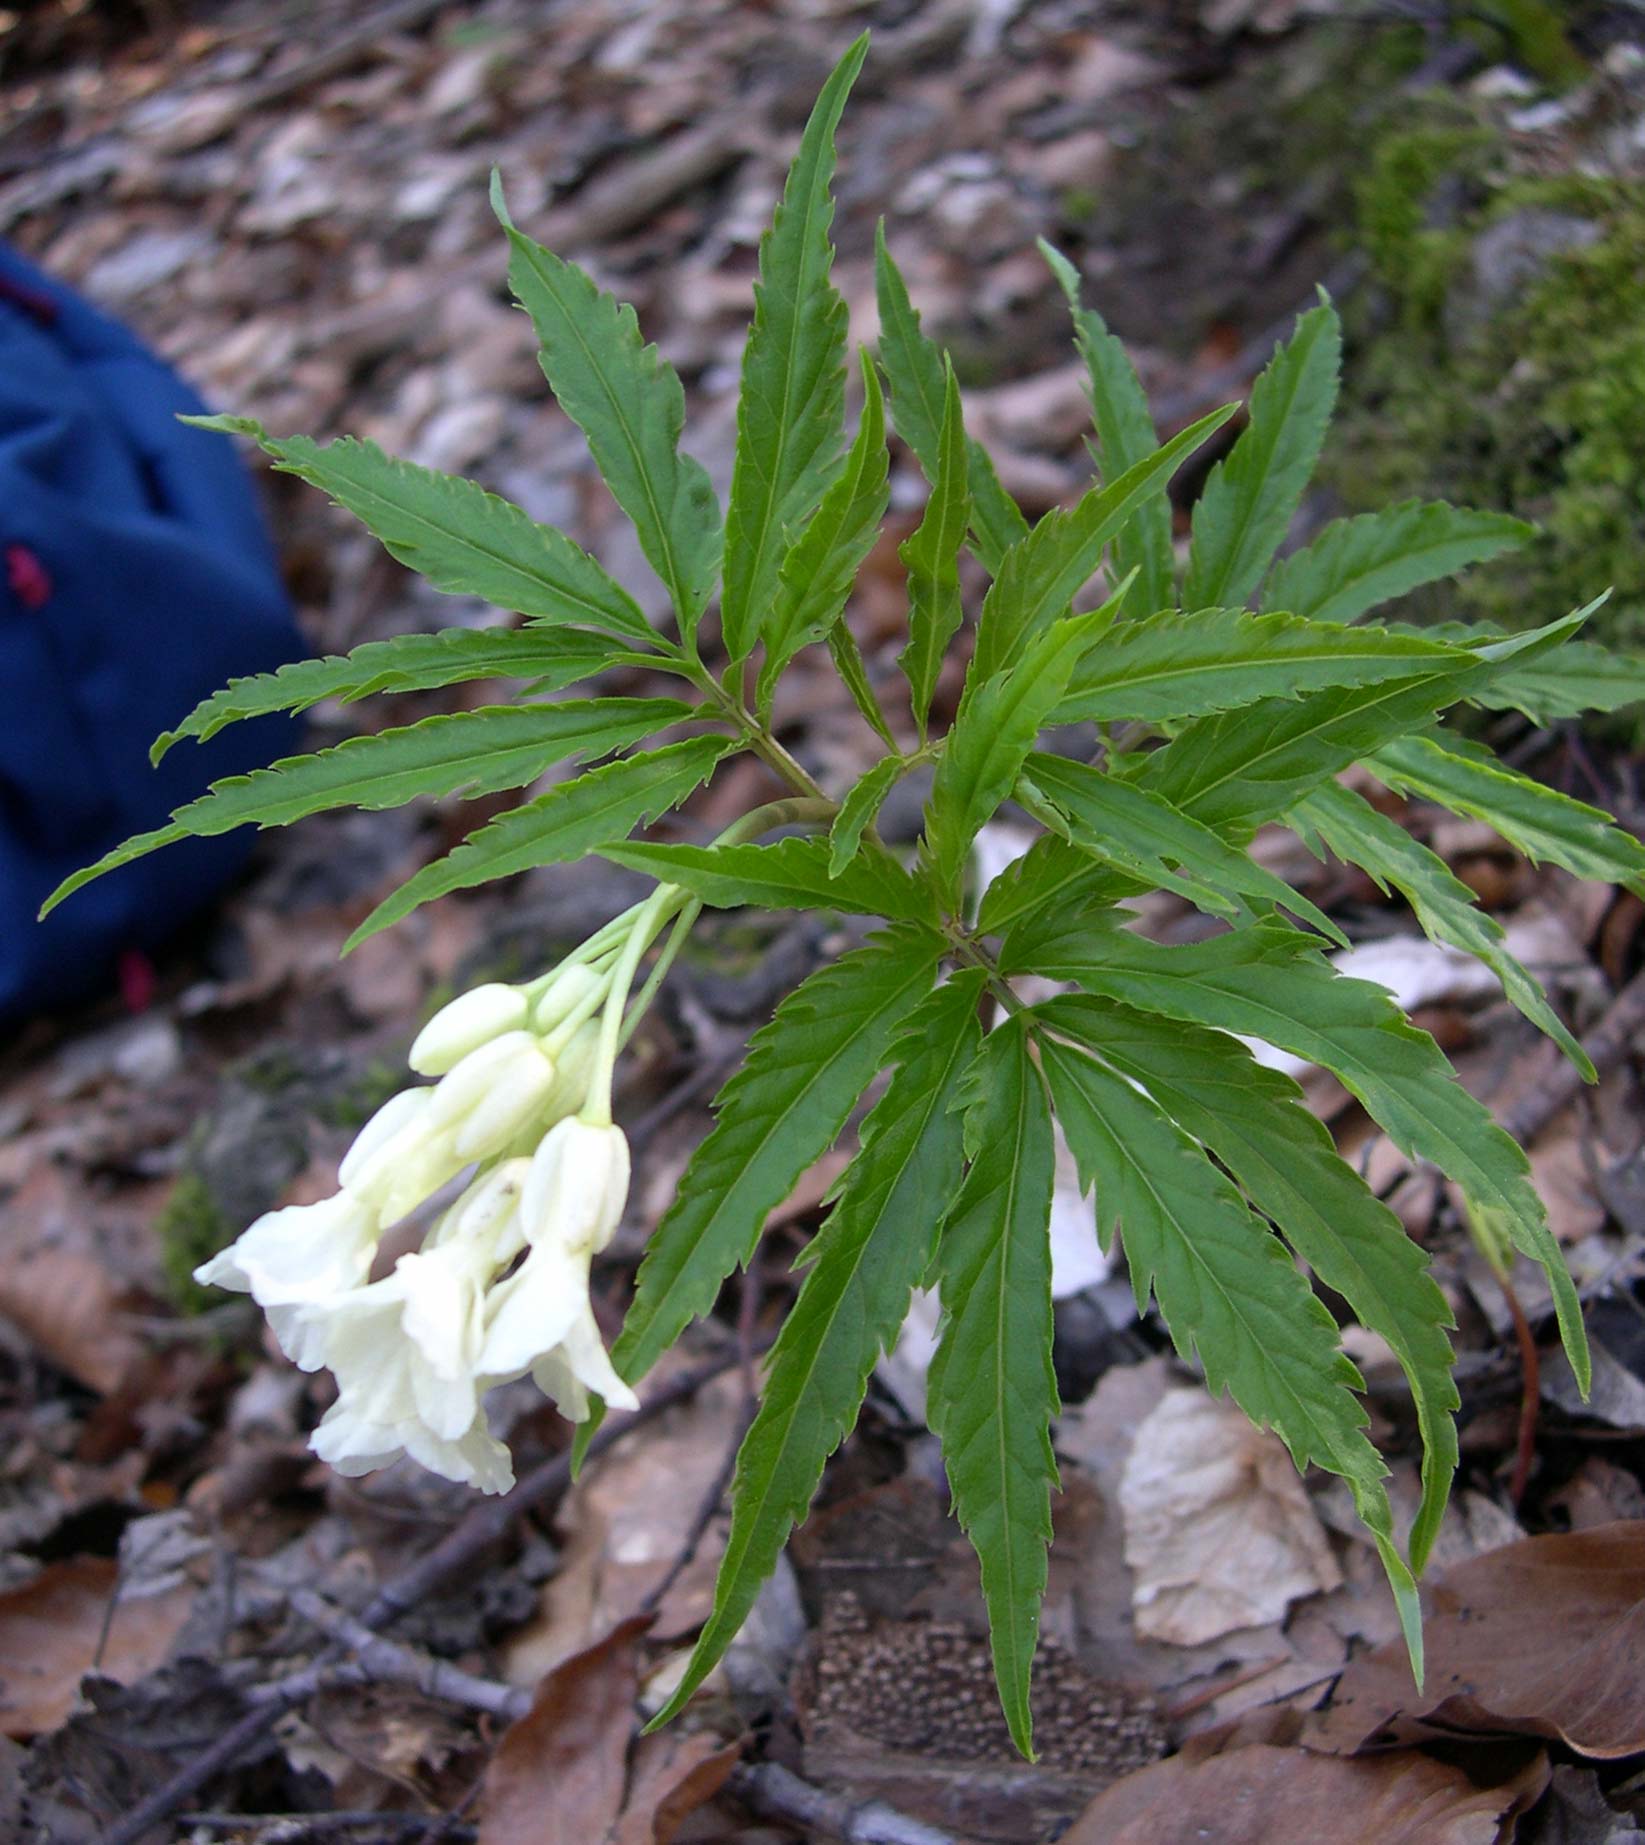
[0,241,305,1023]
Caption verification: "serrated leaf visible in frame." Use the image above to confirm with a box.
[759,349,891,714]
[152,626,626,762]
[873,221,1029,574]
[1262,500,1531,626]
[720,35,865,667]
[1042,994,1458,1577]
[976,834,1128,935]
[924,609,1110,902]
[1473,639,1645,722]
[344,735,732,949]
[1035,1027,1418,1655]
[1050,606,1479,728]
[1136,610,1590,836]
[1020,750,1345,945]
[1183,299,1341,610]
[43,699,693,916]
[830,755,904,875]
[189,417,655,643]
[652,973,984,1727]
[925,1019,1058,1757]
[1040,240,1173,615]
[828,618,897,747]
[1006,916,1588,1395]
[971,405,1237,685]
[496,193,722,634]
[1370,733,1645,899]
[897,362,970,734]
[610,924,939,1385]
[598,835,936,924]
[1291,779,1591,1076]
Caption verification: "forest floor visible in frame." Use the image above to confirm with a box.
[4,2,1645,1841]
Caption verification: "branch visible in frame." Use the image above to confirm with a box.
[728,1762,960,1845]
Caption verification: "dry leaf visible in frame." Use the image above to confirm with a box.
[1120,1390,1340,1645]
[0,1558,192,1738]
[610,1730,741,1845]
[480,1615,650,1845]
[1063,1739,1548,1845]
[1312,1522,1645,1759]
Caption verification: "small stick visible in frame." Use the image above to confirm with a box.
[180,1816,474,1841]
[727,1761,959,1845]
[1499,1270,1542,1508]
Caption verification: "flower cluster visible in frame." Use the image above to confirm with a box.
[196,940,652,1494]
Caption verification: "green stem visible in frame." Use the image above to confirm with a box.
[618,899,703,1052]
[585,884,678,1125]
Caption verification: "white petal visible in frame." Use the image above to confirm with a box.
[410,984,530,1075]
[521,1118,630,1257]
[338,1088,435,1189]
[477,1242,587,1379]
[451,1051,558,1159]
[193,1193,378,1307]
[426,1032,547,1130]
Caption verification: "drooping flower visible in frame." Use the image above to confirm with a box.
[409,983,531,1075]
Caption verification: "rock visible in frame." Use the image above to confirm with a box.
[1445,207,1603,344]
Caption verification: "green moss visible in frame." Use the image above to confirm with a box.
[157,1171,236,1316]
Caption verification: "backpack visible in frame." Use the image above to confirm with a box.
[1,240,305,1024]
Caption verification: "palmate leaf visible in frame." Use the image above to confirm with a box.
[1040,241,1173,617]
[897,361,970,734]
[924,608,1111,904]
[42,699,693,916]
[976,833,1130,935]
[720,34,865,667]
[1262,500,1532,626]
[345,735,733,949]
[189,417,655,644]
[651,973,984,1728]
[829,754,905,875]
[152,626,629,761]
[496,184,722,635]
[1136,611,1589,835]
[925,1018,1058,1757]
[1472,639,1645,722]
[599,835,935,923]
[760,350,891,715]
[1020,750,1345,945]
[1183,298,1341,610]
[1042,994,1459,1577]
[1291,779,1591,1075]
[1035,1025,1421,1662]
[1370,733,1645,898]
[970,406,1237,685]
[1049,606,1478,728]
[1004,915,1589,1392]
[609,923,939,1386]
[873,221,1029,573]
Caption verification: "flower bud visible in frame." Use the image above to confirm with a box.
[522,1117,631,1257]
[409,983,530,1075]
[426,1031,552,1131]
[339,1087,436,1189]
[532,962,607,1038]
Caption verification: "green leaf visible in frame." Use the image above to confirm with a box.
[829,619,897,747]
[830,755,905,875]
[759,349,891,713]
[1050,606,1479,728]
[976,834,1128,936]
[1040,241,1172,615]
[1020,750,1346,946]
[925,1018,1058,1757]
[43,699,694,916]
[897,360,970,734]
[610,923,939,1385]
[1006,916,1589,1396]
[1291,779,1591,1077]
[652,972,984,1727]
[1136,610,1591,836]
[720,35,866,666]
[344,735,732,949]
[971,405,1237,685]
[873,221,1029,573]
[189,417,655,643]
[151,626,627,762]
[924,609,1111,903]
[1473,639,1645,722]
[495,188,722,634]
[1262,500,1532,626]
[1041,993,1458,1577]
[598,835,937,924]
[1371,733,1645,899]
[1183,299,1342,610]
[1036,1025,1419,1657]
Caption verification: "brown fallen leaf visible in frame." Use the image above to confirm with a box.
[1062,1739,1547,1845]
[479,1614,650,1845]
[610,1729,741,1845]
[1311,1522,1645,1759]
[0,1558,192,1738]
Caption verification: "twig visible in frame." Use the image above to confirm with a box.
[94,1348,747,1845]
[1500,962,1645,1148]
[727,1761,959,1845]
[180,1816,475,1842]
[1499,1271,1542,1508]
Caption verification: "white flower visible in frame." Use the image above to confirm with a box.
[337,1088,436,1190]
[522,1117,630,1257]
[409,983,530,1075]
